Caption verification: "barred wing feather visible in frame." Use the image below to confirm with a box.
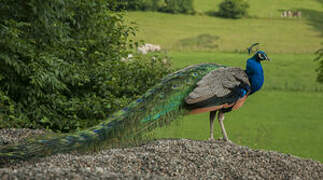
[185,67,250,107]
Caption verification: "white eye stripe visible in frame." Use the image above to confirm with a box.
[261,54,266,58]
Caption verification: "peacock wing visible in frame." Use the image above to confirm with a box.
[185,67,250,106]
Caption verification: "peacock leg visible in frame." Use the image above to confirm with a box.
[218,111,231,143]
[208,111,217,141]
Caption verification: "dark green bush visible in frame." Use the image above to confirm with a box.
[218,0,249,19]
[116,0,163,11]
[0,90,16,127]
[116,0,144,11]
[315,46,323,83]
[116,0,195,14]
[162,0,195,14]
[0,0,172,132]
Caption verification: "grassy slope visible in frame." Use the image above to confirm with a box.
[154,91,323,162]
[152,52,323,162]
[167,52,323,91]
[194,0,323,17]
[125,0,323,161]
[128,12,322,53]
[127,0,323,53]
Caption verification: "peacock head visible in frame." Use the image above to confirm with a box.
[254,50,270,61]
[247,43,270,62]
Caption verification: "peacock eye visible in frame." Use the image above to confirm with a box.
[258,53,265,59]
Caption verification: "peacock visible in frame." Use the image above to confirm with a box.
[0,44,269,161]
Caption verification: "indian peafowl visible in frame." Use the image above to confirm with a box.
[185,48,269,142]
[0,45,269,161]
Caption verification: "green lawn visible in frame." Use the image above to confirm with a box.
[150,52,323,162]
[149,52,323,162]
[126,0,323,54]
[153,90,323,162]
[168,51,323,91]
[127,11,322,53]
[124,0,323,162]
[194,0,323,18]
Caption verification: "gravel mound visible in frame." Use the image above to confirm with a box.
[0,129,322,179]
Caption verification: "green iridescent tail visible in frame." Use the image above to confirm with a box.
[0,63,222,161]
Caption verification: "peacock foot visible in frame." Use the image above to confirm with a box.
[226,139,233,144]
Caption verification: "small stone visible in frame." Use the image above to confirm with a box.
[96,167,104,173]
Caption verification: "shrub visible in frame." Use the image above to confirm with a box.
[0,0,172,132]
[116,0,195,14]
[161,0,195,14]
[218,0,249,19]
[116,0,145,11]
[315,46,323,83]
[116,0,164,11]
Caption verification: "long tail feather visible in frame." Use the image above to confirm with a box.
[0,63,223,161]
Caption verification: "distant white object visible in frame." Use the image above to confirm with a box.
[287,10,293,18]
[121,53,133,62]
[162,59,168,64]
[281,11,287,17]
[127,54,133,59]
[138,43,161,54]
[281,10,301,18]
[121,44,162,62]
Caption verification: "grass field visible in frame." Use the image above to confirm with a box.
[127,0,323,53]
[194,0,323,18]
[124,0,323,162]
[167,52,323,91]
[151,52,323,162]
[154,90,323,161]
[128,12,322,53]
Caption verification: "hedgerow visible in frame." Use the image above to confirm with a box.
[116,0,195,14]
[0,0,172,132]
[315,45,323,83]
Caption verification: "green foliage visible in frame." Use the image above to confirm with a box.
[117,0,195,14]
[218,0,249,19]
[0,91,16,127]
[314,46,323,83]
[116,0,146,11]
[141,0,166,11]
[162,0,195,14]
[0,0,172,132]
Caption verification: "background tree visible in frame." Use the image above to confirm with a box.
[0,0,172,132]
[218,0,249,19]
[315,46,323,83]
[162,0,195,14]
[116,0,195,14]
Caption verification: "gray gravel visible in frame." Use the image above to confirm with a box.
[0,129,322,179]
[0,128,48,145]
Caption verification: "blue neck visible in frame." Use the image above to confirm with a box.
[246,56,264,95]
